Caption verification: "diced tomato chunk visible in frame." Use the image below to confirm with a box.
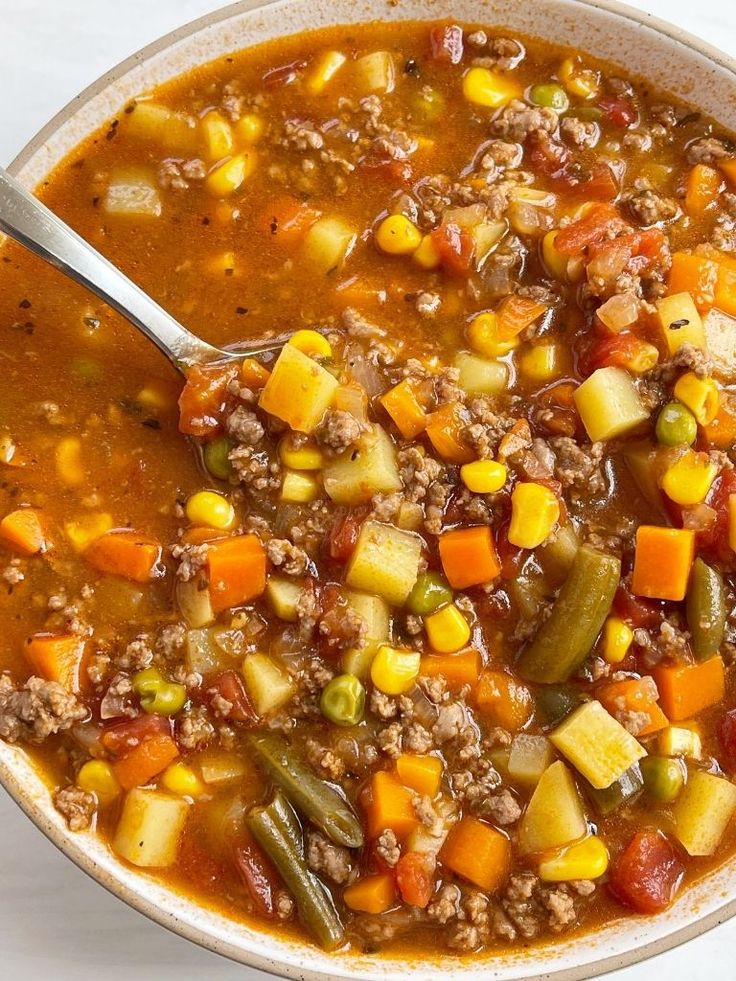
[178,364,235,437]
[718,709,736,770]
[613,583,666,629]
[583,332,649,373]
[429,24,464,64]
[430,222,474,276]
[360,151,414,185]
[609,830,684,913]
[396,852,436,908]
[263,59,306,88]
[599,96,638,128]
[328,507,369,562]
[206,670,255,723]
[101,714,172,756]
[528,134,570,178]
[698,470,736,563]
[561,162,620,202]
[233,827,282,918]
[554,203,622,256]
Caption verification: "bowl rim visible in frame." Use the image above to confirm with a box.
[3,0,736,978]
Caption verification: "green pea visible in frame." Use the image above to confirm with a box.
[640,755,685,803]
[133,667,187,716]
[655,401,697,447]
[320,674,365,727]
[203,436,234,480]
[407,572,453,616]
[410,86,445,124]
[529,83,569,112]
[72,356,103,384]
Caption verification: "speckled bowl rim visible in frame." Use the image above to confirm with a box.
[3,0,736,978]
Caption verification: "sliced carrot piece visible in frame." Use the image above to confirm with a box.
[496,294,548,340]
[207,534,267,613]
[425,402,474,464]
[84,530,163,583]
[684,164,721,217]
[598,677,669,736]
[258,195,320,248]
[439,526,501,589]
[24,633,85,692]
[112,733,180,790]
[653,657,725,722]
[0,508,49,556]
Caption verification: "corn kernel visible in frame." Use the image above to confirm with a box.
[673,372,720,425]
[136,378,177,411]
[460,460,508,493]
[559,58,600,100]
[278,435,324,470]
[541,230,568,280]
[462,67,522,108]
[77,760,121,806]
[424,603,471,654]
[412,234,441,270]
[306,50,347,94]
[602,616,633,664]
[371,645,421,695]
[281,470,320,503]
[236,114,265,144]
[729,494,736,552]
[538,836,609,882]
[624,341,660,375]
[661,449,718,506]
[375,214,422,255]
[64,513,114,553]
[205,151,256,197]
[657,725,702,759]
[56,437,85,487]
[161,761,207,797]
[288,329,332,359]
[508,483,560,549]
[201,110,234,161]
[186,490,235,529]
[519,343,565,382]
[467,312,519,358]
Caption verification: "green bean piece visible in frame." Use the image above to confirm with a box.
[535,685,581,728]
[686,557,726,661]
[407,571,453,616]
[566,106,604,122]
[640,756,685,803]
[245,732,364,848]
[320,674,365,727]
[203,436,234,480]
[530,83,569,112]
[655,401,697,447]
[582,764,644,815]
[132,666,187,715]
[247,790,345,950]
[516,545,621,683]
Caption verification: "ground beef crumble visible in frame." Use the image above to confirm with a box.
[53,785,96,831]
[0,674,87,744]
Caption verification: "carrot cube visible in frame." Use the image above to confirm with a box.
[425,402,474,464]
[84,530,163,583]
[631,526,694,601]
[653,657,725,722]
[0,508,49,556]
[476,670,533,731]
[598,677,669,737]
[364,770,419,839]
[396,754,443,798]
[420,649,481,688]
[667,252,718,314]
[379,379,427,440]
[440,815,510,891]
[343,874,396,914]
[439,526,501,589]
[207,534,267,612]
[112,733,180,790]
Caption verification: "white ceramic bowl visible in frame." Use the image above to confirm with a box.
[3,1,736,977]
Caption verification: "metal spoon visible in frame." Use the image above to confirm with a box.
[0,165,283,372]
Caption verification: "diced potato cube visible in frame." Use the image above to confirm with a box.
[397,501,424,531]
[346,520,422,606]
[454,352,509,396]
[656,292,706,355]
[345,590,391,649]
[657,725,702,759]
[242,651,295,715]
[198,752,247,785]
[176,578,215,628]
[302,216,357,273]
[508,734,556,787]
[185,627,225,676]
[573,366,649,442]
[306,50,347,94]
[113,789,190,867]
[674,769,736,856]
[104,170,162,218]
[323,424,401,504]
[258,344,338,433]
[64,513,113,553]
[353,51,395,94]
[518,761,588,854]
[124,101,197,152]
[550,701,646,790]
[266,577,303,622]
[473,220,508,267]
[704,308,736,381]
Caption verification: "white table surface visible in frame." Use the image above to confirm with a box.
[1,0,735,978]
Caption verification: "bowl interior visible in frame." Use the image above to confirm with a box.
[4,1,736,979]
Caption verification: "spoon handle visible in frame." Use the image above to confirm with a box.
[0,166,226,371]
